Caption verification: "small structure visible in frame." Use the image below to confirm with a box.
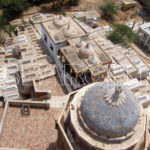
[41,15,87,63]
[138,22,150,52]
[128,54,149,79]
[29,13,54,24]
[73,10,100,21]
[21,104,30,115]
[73,10,100,28]
[19,55,55,98]
[59,37,111,84]
[121,0,137,11]
[113,53,138,78]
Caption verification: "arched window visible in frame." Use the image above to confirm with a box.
[44,34,47,42]
[50,43,53,51]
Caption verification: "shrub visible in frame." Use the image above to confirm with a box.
[108,24,139,44]
[100,1,118,20]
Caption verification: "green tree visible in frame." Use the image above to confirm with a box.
[100,0,118,20]
[3,0,30,20]
[108,24,139,44]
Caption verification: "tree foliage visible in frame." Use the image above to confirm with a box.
[108,24,139,44]
[0,0,11,8]
[2,0,30,20]
[100,1,118,20]
[28,0,51,5]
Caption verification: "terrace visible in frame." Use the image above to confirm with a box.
[113,53,138,78]
[34,75,67,97]
[0,101,61,150]
[42,15,87,44]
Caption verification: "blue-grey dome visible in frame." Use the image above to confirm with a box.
[80,82,140,138]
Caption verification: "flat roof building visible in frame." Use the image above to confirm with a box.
[138,22,150,52]
[59,37,112,88]
[0,100,61,150]
[113,53,138,78]
[41,15,88,63]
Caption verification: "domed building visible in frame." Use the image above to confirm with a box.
[56,82,146,150]
[79,43,94,59]
[53,15,69,28]
[59,38,112,85]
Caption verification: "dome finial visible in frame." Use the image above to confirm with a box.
[59,15,62,20]
[85,43,90,49]
[111,86,122,102]
[67,22,70,30]
[104,86,125,106]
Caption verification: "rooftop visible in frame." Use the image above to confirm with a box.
[113,53,138,77]
[60,37,111,76]
[68,37,112,65]
[73,10,100,20]
[34,75,67,96]
[42,16,87,44]
[80,82,140,138]
[139,22,150,35]
[19,55,55,84]
[0,106,62,150]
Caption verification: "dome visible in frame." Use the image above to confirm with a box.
[62,24,76,37]
[76,40,86,48]
[88,56,97,64]
[79,82,140,139]
[53,15,69,28]
[79,43,94,59]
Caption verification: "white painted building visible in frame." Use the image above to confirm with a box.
[138,22,150,52]
[41,15,88,91]
[41,15,87,62]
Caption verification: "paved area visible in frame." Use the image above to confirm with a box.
[35,75,67,96]
[0,107,62,150]
[50,95,68,108]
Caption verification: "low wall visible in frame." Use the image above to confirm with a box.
[0,148,29,150]
[0,101,9,139]
[0,100,50,141]
[9,100,50,108]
